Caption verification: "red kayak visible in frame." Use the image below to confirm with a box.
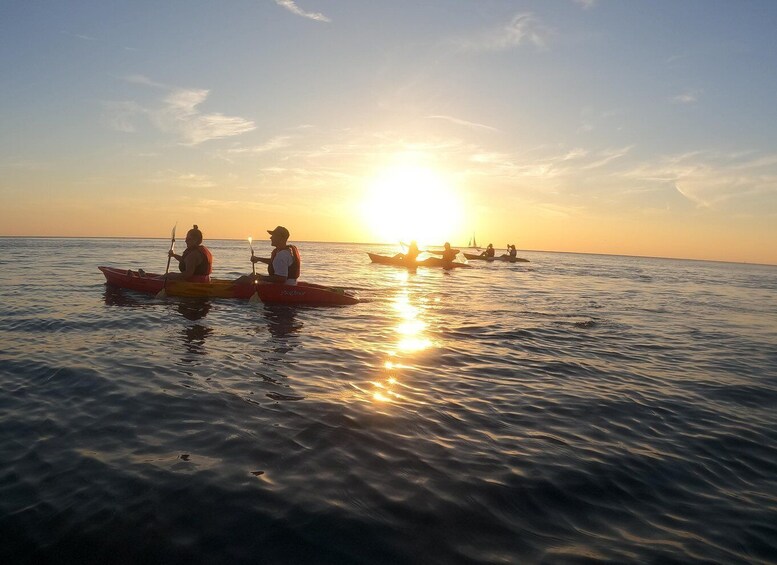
[99,267,359,306]
[367,253,471,269]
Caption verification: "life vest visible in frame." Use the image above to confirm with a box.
[268,245,301,280]
[485,247,495,257]
[179,245,213,276]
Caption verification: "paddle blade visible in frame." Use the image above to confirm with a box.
[249,291,260,304]
[155,288,168,299]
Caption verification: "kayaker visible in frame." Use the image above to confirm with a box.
[241,225,300,285]
[481,243,495,258]
[166,225,213,282]
[393,240,421,263]
[500,244,518,259]
[427,242,460,263]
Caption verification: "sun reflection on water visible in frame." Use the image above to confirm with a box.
[369,288,434,405]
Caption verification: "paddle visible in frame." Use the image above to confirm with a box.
[248,236,260,303]
[399,241,428,255]
[155,224,177,299]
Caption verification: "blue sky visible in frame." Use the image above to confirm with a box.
[2,1,776,263]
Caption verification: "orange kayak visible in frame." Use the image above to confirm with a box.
[367,253,471,269]
[99,267,359,305]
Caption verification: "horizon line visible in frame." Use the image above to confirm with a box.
[0,235,774,268]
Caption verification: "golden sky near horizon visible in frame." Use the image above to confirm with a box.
[2,2,777,265]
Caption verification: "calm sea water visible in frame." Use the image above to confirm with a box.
[1,237,776,564]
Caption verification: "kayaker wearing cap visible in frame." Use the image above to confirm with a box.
[248,225,300,285]
[166,224,213,282]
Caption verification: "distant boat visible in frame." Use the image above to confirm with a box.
[467,232,479,248]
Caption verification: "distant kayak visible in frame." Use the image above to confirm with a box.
[99,267,358,305]
[462,253,529,263]
[367,253,471,269]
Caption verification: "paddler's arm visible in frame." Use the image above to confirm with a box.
[166,253,199,281]
[251,256,272,265]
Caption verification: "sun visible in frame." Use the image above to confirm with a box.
[360,164,464,245]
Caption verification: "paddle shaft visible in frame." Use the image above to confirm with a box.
[161,236,176,290]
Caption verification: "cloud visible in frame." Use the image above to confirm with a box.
[626,151,777,209]
[563,148,588,161]
[426,115,497,132]
[673,90,701,104]
[453,13,550,52]
[581,146,633,169]
[123,74,168,89]
[154,89,256,145]
[273,0,331,23]
[62,31,98,41]
[105,78,255,145]
[228,135,295,154]
[150,170,217,189]
[572,0,597,9]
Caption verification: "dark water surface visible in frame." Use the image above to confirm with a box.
[1,238,776,563]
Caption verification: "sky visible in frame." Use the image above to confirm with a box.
[2,0,777,264]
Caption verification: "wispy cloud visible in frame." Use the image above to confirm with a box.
[673,89,701,104]
[62,31,97,41]
[156,89,255,145]
[426,115,497,131]
[273,0,331,23]
[581,146,633,169]
[123,74,168,89]
[150,170,218,189]
[625,151,777,209]
[105,78,255,145]
[452,13,551,52]
[228,135,295,154]
[563,148,588,161]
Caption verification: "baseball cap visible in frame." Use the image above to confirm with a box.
[267,225,290,239]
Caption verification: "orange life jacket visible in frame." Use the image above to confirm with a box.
[269,245,301,280]
[180,245,213,276]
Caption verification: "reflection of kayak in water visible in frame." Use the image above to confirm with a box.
[367,253,472,269]
[462,253,530,263]
[98,267,359,305]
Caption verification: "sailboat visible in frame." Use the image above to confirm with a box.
[467,232,480,249]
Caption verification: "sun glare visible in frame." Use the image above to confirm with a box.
[360,164,463,245]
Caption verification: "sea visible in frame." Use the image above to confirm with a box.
[1,237,776,564]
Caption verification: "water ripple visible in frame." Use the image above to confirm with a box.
[1,239,776,563]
